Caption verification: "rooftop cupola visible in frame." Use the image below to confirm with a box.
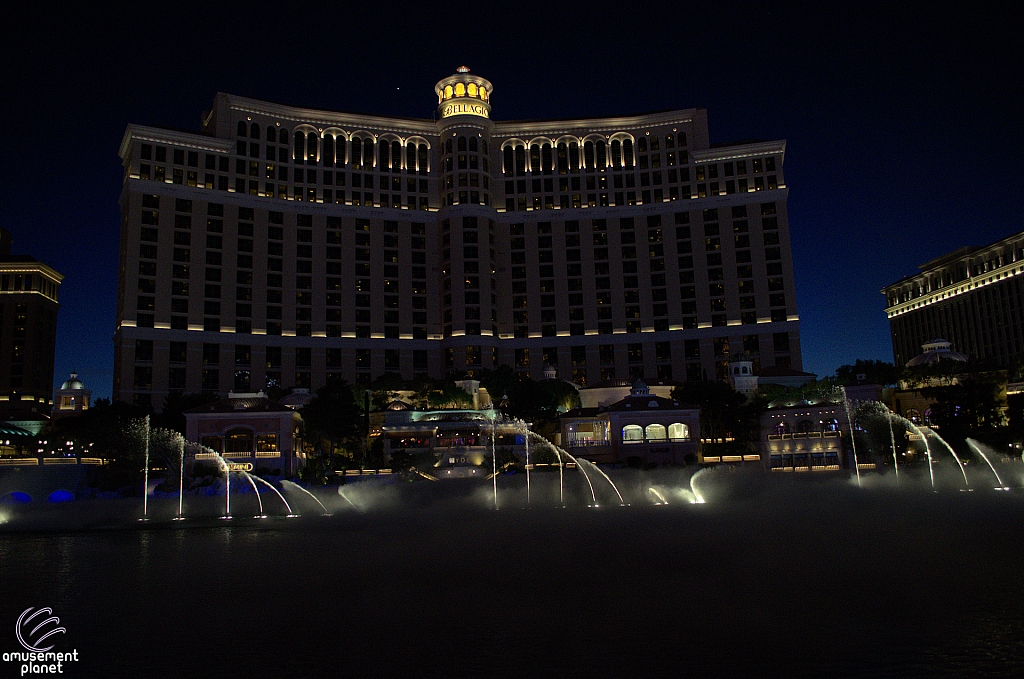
[435,67,493,120]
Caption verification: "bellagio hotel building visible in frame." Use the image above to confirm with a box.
[114,68,802,406]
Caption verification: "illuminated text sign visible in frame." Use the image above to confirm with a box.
[441,101,489,118]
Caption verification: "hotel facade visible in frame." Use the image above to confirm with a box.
[0,228,63,417]
[114,68,802,407]
[883,230,1024,368]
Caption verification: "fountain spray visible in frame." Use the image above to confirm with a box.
[524,420,531,506]
[922,426,970,489]
[841,390,861,487]
[142,415,151,518]
[250,474,294,515]
[965,439,1008,490]
[886,407,899,490]
[282,479,330,514]
[906,422,935,489]
[242,473,264,516]
[177,436,186,519]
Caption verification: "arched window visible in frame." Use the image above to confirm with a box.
[797,420,813,433]
[542,143,553,173]
[351,138,362,168]
[323,135,335,166]
[224,428,254,454]
[595,140,607,170]
[530,144,540,174]
[610,140,622,168]
[250,122,260,138]
[905,408,921,424]
[583,141,595,169]
[638,137,647,153]
[363,138,374,169]
[469,137,478,152]
[306,132,317,162]
[455,82,465,97]
[417,144,428,174]
[379,141,390,169]
[266,127,276,143]
[823,418,840,432]
[468,83,478,97]
[391,141,401,171]
[569,142,579,171]
[668,423,689,440]
[236,120,247,137]
[407,142,417,171]
[458,136,467,152]
[622,425,644,442]
[650,135,660,151]
[293,131,305,161]
[665,134,675,148]
[774,421,791,435]
[481,140,488,155]
[514,146,526,175]
[335,134,346,166]
[623,139,634,167]
[645,424,667,441]
[444,85,453,99]
[503,146,514,174]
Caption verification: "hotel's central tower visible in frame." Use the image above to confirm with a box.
[114,68,801,406]
[434,68,497,370]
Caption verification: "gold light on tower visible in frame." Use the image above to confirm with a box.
[435,67,493,119]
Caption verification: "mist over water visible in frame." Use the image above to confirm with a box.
[2,467,1024,678]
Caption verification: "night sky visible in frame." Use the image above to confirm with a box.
[5,4,1021,400]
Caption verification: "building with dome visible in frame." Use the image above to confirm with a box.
[727,352,758,398]
[883,229,1024,369]
[53,371,91,420]
[113,68,802,408]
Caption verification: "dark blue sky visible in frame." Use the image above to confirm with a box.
[4,3,1021,400]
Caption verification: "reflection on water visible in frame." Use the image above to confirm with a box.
[1,476,1023,678]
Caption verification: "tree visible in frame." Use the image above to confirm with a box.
[369,372,407,409]
[920,372,1006,438]
[835,360,899,386]
[151,392,217,434]
[672,380,761,450]
[479,365,581,427]
[301,380,364,469]
[427,381,474,409]
[852,400,910,464]
[50,398,150,462]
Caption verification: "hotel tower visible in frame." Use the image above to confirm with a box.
[114,68,802,406]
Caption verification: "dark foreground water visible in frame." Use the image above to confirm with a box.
[2,471,1023,678]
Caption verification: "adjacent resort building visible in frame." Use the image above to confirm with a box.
[883,229,1024,369]
[114,68,802,408]
[0,228,63,438]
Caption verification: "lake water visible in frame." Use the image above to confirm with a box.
[1,470,1023,678]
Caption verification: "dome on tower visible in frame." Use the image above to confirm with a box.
[435,68,493,119]
[61,372,85,390]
